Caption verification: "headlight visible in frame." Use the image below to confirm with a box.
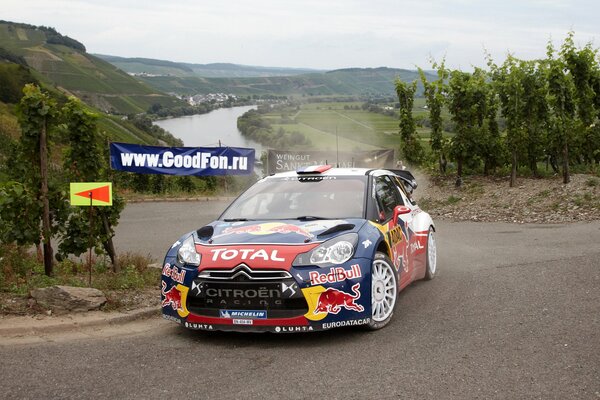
[293,233,358,267]
[177,235,201,266]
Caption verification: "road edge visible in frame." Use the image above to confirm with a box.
[0,306,160,338]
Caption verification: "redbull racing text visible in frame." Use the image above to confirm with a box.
[309,264,362,285]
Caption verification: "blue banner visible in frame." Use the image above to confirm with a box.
[110,142,255,176]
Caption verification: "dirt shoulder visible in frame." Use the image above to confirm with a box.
[413,173,599,224]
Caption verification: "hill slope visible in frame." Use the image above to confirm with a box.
[134,67,431,97]
[94,54,324,78]
[0,21,184,114]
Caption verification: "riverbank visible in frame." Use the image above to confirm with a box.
[153,105,260,149]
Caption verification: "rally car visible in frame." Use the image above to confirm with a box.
[161,166,436,332]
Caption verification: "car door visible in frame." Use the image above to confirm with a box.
[390,175,419,283]
[373,175,412,289]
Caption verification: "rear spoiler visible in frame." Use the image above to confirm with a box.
[387,169,418,191]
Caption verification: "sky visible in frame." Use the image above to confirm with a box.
[3,0,599,71]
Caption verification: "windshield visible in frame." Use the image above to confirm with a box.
[220,176,367,220]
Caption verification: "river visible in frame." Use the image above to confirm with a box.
[153,105,262,153]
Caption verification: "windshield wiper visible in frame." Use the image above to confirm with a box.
[295,216,331,221]
[223,218,254,222]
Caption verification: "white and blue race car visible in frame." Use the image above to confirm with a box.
[161,166,436,332]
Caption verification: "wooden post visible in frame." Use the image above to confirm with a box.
[88,191,93,287]
[101,212,120,273]
[510,149,517,188]
[39,118,53,276]
[563,141,570,184]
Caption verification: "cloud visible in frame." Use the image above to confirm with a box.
[3,0,599,69]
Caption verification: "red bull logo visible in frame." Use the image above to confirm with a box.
[221,225,263,235]
[267,224,313,238]
[220,223,313,238]
[314,283,364,314]
[161,281,182,311]
[309,264,362,285]
[162,263,186,284]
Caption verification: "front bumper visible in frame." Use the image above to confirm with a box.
[160,258,372,333]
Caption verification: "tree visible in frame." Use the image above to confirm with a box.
[520,60,549,178]
[445,69,489,186]
[395,78,424,165]
[60,97,124,271]
[489,56,527,187]
[560,32,600,165]
[479,82,505,175]
[13,84,57,275]
[419,60,448,173]
[546,42,577,184]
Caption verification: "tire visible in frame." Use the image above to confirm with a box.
[424,227,437,280]
[367,252,398,330]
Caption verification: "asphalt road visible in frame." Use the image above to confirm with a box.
[1,201,599,399]
[113,199,230,262]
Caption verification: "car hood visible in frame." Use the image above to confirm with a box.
[199,219,366,245]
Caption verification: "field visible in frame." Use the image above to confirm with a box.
[137,67,435,97]
[262,101,436,152]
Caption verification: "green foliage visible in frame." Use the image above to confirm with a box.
[62,98,104,180]
[0,243,158,297]
[0,181,42,245]
[546,42,577,183]
[133,66,433,98]
[238,108,312,148]
[127,114,183,146]
[1,88,128,274]
[420,62,449,172]
[445,69,491,179]
[0,46,27,65]
[0,20,185,114]
[57,97,125,262]
[560,32,600,165]
[395,78,424,164]
[9,84,61,274]
[0,61,38,103]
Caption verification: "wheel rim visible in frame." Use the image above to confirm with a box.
[371,259,397,322]
[428,230,437,275]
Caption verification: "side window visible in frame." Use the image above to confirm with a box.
[392,176,416,206]
[374,176,402,222]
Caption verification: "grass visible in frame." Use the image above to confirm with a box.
[262,101,436,152]
[0,244,159,298]
[586,177,599,187]
[446,195,462,205]
[538,189,551,198]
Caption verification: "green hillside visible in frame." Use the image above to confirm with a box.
[0,21,184,161]
[0,21,184,114]
[95,54,323,78]
[135,67,431,97]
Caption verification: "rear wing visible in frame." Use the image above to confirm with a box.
[387,169,418,192]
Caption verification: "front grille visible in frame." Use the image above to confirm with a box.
[187,264,307,318]
[198,264,292,281]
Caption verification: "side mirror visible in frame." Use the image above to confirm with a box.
[393,205,411,222]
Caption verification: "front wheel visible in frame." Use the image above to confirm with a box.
[367,252,398,330]
[424,227,437,280]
